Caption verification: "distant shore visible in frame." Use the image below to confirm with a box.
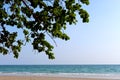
[0,76,117,80]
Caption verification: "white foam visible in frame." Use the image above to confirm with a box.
[43,73,120,79]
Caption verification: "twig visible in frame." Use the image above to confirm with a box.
[21,0,33,14]
[46,32,57,47]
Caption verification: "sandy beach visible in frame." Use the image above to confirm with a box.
[0,76,116,80]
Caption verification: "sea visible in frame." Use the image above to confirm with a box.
[0,65,120,79]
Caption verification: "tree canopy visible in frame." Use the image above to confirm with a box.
[0,0,89,59]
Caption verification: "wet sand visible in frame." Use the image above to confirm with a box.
[0,76,116,80]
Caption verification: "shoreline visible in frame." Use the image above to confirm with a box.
[1,65,120,79]
[1,73,120,79]
[0,76,117,80]
[1,72,120,79]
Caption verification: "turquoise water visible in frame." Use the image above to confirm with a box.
[1,65,120,79]
[1,65,120,73]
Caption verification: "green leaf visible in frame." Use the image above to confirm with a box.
[23,29,29,35]
[80,0,90,5]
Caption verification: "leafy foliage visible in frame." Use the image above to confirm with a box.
[0,0,89,59]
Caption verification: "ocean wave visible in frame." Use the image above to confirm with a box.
[0,72,120,79]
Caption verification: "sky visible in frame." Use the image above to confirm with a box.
[0,0,120,65]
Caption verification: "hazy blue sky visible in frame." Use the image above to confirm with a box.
[0,0,120,65]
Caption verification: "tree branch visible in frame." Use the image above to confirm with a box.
[21,0,33,13]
